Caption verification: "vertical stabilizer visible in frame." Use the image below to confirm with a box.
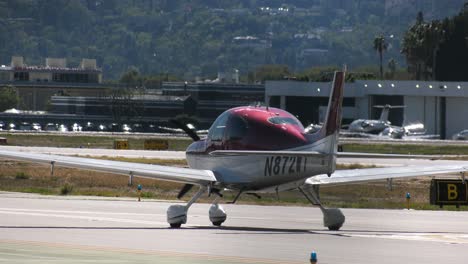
[374,105,405,122]
[303,70,345,158]
[319,70,345,176]
[320,71,345,138]
[378,105,391,121]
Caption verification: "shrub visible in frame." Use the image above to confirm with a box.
[15,172,29,180]
[60,183,74,195]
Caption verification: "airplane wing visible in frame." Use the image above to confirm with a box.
[0,150,217,185]
[337,152,440,159]
[211,150,442,160]
[209,150,325,157]
[306,164,468,185]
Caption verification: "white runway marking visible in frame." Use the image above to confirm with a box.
[0,209,168,226]
[344,233,468,244]
[0,208,164,217]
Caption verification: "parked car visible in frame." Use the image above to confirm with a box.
[83,122,95,131]
[122,124,132,133]
[71,123,82,132]
[19,122,32,131]
[58,124,68,132]
[97,124,108,132]
[8,123,16,131]
[452,129,468,140]
[32,123,42,131]
[45,123,58,131]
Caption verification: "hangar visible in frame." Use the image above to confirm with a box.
[266,79,468,139]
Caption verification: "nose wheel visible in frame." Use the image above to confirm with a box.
[209,203,227,226]
[166,186,228,228]
[167,186,207,228]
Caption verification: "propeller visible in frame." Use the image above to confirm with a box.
[169,119,200,141]
[170,119,202,199]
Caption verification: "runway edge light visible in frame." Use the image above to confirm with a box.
[310,251,318,264]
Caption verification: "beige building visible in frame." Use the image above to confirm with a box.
[0,56,109,110]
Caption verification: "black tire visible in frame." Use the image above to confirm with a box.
[328,225,341,231]
[212,221,223,227]
[170,223,182,228]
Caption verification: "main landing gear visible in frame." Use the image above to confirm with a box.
[298,185,345,231]
[166,186,227,228]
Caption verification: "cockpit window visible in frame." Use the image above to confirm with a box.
[226,115,248,140]
[208,111,230,141]
[268,117,301,126]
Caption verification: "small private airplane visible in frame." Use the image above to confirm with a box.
[345,104,429,139]
[0,70,467,230]
[347,104,405,134]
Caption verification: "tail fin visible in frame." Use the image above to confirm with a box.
[303,70,345,154]
[374,105,405,122]
[378,105,391,121]
[319,71,345,138]
[317,70,345,176]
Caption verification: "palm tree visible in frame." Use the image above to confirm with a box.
[373,35,388,79]
[387,58,396,79]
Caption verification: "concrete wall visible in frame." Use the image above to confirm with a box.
[446,97,468,138]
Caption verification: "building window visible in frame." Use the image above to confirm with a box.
[14,72,29,81]
[52,73,98,83]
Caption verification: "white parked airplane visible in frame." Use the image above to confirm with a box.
[0,71,466,230]
[347,105,405,134]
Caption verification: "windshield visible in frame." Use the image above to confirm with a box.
[208,111,230,141]
[268,117,302,126]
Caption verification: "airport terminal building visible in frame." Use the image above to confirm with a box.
[266,79,468,139]
[0,56,107,111]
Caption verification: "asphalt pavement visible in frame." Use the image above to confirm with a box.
[1,192,467,264]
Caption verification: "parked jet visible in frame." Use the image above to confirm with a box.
[347,105,405,134]
[0,71,466,231]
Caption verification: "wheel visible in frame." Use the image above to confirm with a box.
[212,221,223,227]
[170,223,182,228]
[327,225,341,231]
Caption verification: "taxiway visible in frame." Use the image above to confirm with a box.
[0,192,467,264]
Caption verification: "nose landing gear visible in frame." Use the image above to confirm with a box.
[166,185,228,228]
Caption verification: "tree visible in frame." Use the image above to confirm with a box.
[107,87,144,122]
[373,34,388,79]
[402,14,445,80]
[0,85,19,112]
[387,58,396,79]
[435,10,468,81]
[250,65,291,83]
[119,67,142,88]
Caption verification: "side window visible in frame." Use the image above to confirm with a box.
[226,115,248,141]
[208,111,230,141]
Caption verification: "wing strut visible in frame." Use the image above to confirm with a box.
[228,189,243,204]
[298,185,345,231]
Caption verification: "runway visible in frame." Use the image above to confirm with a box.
[1,192,468,264]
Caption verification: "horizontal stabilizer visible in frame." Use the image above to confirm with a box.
[306,164,468,185]
[209,150,327,157]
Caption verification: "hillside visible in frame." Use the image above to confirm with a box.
[0,0,464,79]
